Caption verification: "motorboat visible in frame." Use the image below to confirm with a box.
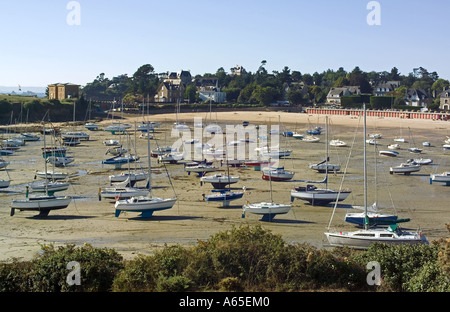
[302,135,320,143]
[292,133,304,140]
[389,162,421,175]
[407,158,432,165]
[388,144,400,150]
[103,139,120,146]
[329,139,347,147]
[408,147,422,154]
[379,150,399,157]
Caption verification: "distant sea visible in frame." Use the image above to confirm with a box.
[0,86,46,98]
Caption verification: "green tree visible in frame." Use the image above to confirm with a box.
[184,84,197,103]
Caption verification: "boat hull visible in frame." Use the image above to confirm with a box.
[114,197,177,217]
[10,196,72,216]
[325,230,427,249]
[290,188,351,205]
[100,188,149,200]
[242,202,291,221]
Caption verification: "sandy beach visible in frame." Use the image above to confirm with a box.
[1,110,449,262]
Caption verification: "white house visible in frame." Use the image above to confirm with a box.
[326,86,360,105]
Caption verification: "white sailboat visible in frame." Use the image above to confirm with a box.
[114,122,177,218]
[324,104,428,249]
[242,158,292,221]
[11,120,72,217]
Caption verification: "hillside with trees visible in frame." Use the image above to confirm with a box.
[81,62,449,109]
[1,63,449,123]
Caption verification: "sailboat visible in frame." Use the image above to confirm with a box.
[114,122,177,218]
[291,116,351,205]
[324,104,428,248]
[242,158,292,221]
[11,120,72,217]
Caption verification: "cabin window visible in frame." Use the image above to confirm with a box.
[380,234,393,238]
[355,233,375,237]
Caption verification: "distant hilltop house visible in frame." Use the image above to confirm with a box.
[48,83,80,100]
[194,77,226,103]
[440,89,450,110]
[230,65,246,76]
[404,89,432,108]
[373,81,401,96]
[326,86,360,105]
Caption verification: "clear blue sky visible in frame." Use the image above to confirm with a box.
[1,0,449,88]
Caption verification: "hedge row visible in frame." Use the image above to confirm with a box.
[1,225,448,292]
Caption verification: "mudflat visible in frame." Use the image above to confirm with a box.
[1,110,449,262]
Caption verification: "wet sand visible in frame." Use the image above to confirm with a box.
[1,110,449,262]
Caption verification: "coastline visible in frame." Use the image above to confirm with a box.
[0,110,449,263]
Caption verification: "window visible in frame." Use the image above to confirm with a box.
[380,234,393,238]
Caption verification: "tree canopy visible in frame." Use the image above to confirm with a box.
[81,63,444,107]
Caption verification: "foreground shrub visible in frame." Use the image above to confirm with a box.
[113,244,191,292]
[29,243,123,292]
[352,243,442,291]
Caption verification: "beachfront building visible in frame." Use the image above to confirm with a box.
[194,77,227,103]
[440,89,450,111]
[48,83,80,100]
[326,86,360,105]
[373,81,401,96]
[404,89,432,108]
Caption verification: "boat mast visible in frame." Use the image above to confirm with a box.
[147,121,152,197]
[325,115,328,189]
[363,103,368,230]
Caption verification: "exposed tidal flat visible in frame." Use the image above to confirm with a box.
[0,110,449,262]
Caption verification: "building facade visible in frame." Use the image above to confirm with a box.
[440,89,450,110]
[48,83,80,100]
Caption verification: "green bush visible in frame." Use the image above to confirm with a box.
[352,243,441,291]
[29,243,123,292]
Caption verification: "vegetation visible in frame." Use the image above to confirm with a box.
[1,224,448,292]
[80,63,449,109]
